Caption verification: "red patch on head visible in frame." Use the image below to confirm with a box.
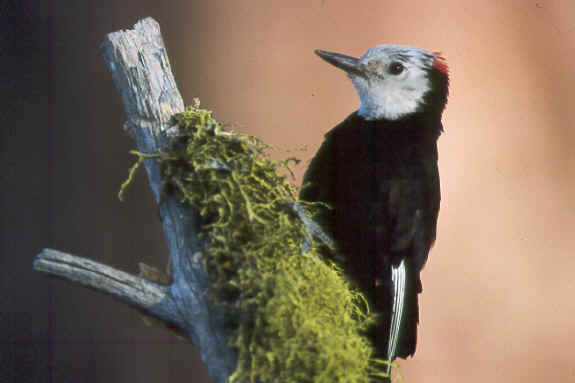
[433,53,449,77]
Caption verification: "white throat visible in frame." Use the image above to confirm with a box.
[352,73,430,121]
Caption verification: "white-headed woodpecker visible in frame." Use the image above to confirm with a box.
[300,45,449,376]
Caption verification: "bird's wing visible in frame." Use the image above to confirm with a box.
[384,172,439,272]
[378,178,438,362]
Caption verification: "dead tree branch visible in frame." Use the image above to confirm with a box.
[34,18,236,383]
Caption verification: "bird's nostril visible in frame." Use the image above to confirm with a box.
[367,61,380,72]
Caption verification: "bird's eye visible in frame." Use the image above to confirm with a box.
[388,62,404,75]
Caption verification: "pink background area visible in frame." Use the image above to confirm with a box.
[168,2,575,382]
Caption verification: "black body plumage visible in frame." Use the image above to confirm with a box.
[300,111,441,359]
[300,45,449,370]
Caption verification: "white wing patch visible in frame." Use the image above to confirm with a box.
[386,259,407,372]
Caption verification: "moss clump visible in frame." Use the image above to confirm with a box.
[122,99,390,382]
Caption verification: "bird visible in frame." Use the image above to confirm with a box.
[299,45,449,378]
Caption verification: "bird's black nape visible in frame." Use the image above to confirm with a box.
[426,56,450,119]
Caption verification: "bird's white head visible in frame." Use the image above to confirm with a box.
[315,45,449,121]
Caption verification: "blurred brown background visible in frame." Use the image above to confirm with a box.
[2,0,574,382]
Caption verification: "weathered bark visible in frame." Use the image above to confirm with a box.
[34,18,236,383]
[34,249,180,328]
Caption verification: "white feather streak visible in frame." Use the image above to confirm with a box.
[386,259,406,372]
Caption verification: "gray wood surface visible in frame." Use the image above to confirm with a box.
[34,18,236,383]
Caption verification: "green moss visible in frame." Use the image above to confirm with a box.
[121,99,391,382]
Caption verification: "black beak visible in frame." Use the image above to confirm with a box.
[315,50,362,76]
